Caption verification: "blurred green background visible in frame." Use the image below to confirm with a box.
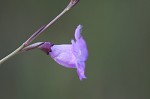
[0,0,150,99]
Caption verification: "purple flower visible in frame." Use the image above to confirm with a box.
[39,25,88,80]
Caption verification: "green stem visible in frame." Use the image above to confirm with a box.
[0,0,79,65]
[0,44,25,65]
[24,7,69,45]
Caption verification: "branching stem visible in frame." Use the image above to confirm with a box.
[0,0,80,65]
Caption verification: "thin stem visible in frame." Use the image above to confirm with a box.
[24,0,79,46]
[0,44,25,65]
[0,0,80,65]
[24,8,69,46]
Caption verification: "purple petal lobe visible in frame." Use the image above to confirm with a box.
[76,62,86,80]
[75,24,83,40]
[73,25,88,61]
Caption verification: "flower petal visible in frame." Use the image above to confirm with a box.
[72,25,88,62]
[76,62,86,80]
[75,24,83,40]
[50,45,76,68]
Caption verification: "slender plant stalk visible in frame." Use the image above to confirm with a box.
[0,44,25,64]
[24,7,68,45]
[0,0,80,65]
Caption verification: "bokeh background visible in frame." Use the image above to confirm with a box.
[0,0,150,99]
